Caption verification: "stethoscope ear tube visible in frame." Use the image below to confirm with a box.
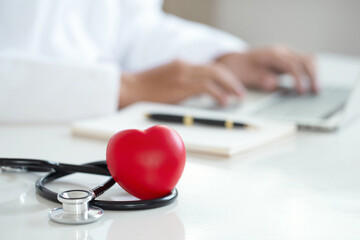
[92,188,178,210]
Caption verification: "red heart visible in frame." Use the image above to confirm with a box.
[106,125,186,200]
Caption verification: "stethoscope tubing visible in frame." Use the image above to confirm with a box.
[0,158,109,175]
[1,158,178,211]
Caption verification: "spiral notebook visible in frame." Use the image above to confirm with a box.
[71,102,296,157]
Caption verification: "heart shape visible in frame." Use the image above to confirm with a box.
[106,125,186,200]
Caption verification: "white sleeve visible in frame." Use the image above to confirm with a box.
[119,4,247,72]
[0,54,120,122]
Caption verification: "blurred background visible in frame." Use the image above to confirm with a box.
[164,0,360,56]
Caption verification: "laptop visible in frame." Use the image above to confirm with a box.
[182,74,360,131]
[244,75,360,131]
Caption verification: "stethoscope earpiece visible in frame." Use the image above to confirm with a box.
[49,190,104,225]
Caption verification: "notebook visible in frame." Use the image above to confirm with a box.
[71,102,296,157]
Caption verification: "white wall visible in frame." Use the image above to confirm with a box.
[164,0,360,56]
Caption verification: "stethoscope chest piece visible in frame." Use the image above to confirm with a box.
[49,190,103,225]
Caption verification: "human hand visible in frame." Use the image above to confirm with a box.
[217,45,318,94]
[119,60,246,108]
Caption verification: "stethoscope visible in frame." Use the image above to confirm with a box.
[0,158,178,225]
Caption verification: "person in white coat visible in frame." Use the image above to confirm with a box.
[0,0,317,122]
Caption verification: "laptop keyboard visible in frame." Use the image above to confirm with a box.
[254,87,350,119]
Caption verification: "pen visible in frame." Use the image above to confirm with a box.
[145,113,256,129]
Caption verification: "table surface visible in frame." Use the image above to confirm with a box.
[1,54,360,240]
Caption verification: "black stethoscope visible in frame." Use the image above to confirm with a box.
[0,158,178,225]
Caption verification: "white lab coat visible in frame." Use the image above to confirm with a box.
[0,0,246,122]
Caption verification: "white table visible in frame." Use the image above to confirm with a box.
[1,54,360,240]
